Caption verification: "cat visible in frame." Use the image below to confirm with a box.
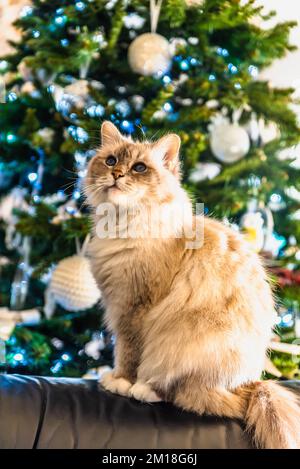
[85,121,300,449]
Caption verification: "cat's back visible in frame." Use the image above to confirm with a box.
[198,216,260,266]
[190,215,272,302]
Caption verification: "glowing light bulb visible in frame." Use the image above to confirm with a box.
[28,172,38,183]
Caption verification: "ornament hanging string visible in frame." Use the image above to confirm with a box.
[75,233,91,257]
[150,0,163,33]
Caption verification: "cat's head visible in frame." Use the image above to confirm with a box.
[85,121,182,207]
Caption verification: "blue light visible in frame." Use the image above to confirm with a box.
[28,172,38,183]
[68,125,89,143]
[228,63,238,74]
[174,55,182,62]
[209,74,216,81]
[86,104,105,118]
[61,38,69,47]
[162,75,172,84]
[180,60,189,71]
[282,313,293,325]
[0,60,8,71]
[270,193,282,204]
[7,92,17,102]
[54,15,67,26]
[73,190,81,200]
[51,361,63,374]
[75,1,86,11]
[6,133,17,143]
[248,65,258,77]
[66,205,77,215]
[13,353,24,362]
[56,8,64,15]
[61,353,71,361]
[32,30,40,38]
[189,58,199,66]
[217,47,229,57]
[120,120,134,133]
[20,6,33,17]
[115,100,131,117]
[74,150,87,165]
[77,127,89,143]
[163,102,173,112]
[33,195,40,203]
[7,336,17,346]
[78,169,87,178]
[273,232,287,254]
[56,97,71,116]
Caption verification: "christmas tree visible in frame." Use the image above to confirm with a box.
[0,0,300,378]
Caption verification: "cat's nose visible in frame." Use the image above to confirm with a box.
[112,170,125,179]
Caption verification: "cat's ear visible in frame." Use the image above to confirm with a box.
[101,121,123,146]
[152,134,181,178]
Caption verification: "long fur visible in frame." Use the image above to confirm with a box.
[85,122,300,449]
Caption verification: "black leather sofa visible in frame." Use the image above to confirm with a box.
[0,374,299,449]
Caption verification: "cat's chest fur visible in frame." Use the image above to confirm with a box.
[89,236,181,328]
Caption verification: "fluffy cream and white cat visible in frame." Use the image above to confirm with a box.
[85,121,300,449]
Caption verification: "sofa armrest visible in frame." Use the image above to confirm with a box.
[1,374,299,449]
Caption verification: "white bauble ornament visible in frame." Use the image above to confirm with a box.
[210,122,250,163]
[259,121,280,145]
[189,162,221,183]
[128,33,172,76]
[46,255,101,314]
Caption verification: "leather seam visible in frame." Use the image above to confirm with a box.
[32,378,48,449]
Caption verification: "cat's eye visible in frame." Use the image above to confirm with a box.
[105,155,117,166]
[132,162,147,173]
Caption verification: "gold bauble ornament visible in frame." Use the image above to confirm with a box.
[128,32,172,76]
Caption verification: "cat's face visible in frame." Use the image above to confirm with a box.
[85,121,181,207]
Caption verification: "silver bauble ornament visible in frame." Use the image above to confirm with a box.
[210,122,250,163]
[128,32,172,76]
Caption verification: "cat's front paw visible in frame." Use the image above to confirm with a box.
[129,381,162,403]
[100,370,132,397]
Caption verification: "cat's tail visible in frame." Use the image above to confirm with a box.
[174,381,300,448]
[242,381,300,449]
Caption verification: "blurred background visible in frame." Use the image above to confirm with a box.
[0,0,300,380]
